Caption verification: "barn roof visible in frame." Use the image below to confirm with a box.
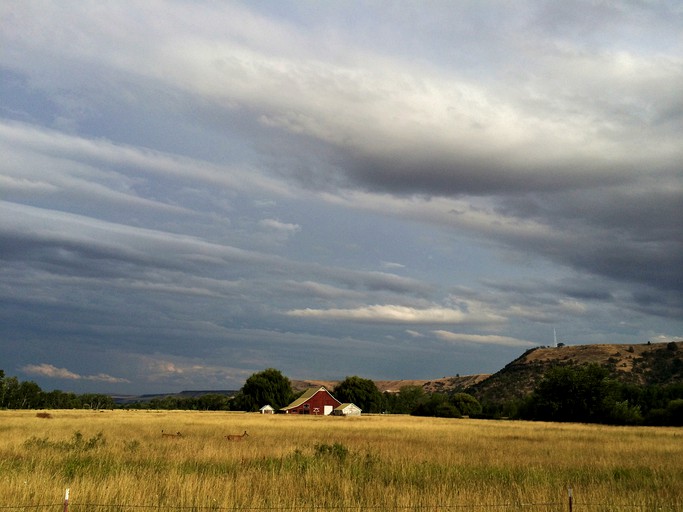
[280,386,341,411]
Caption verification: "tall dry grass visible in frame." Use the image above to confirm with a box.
[0,409,681,510]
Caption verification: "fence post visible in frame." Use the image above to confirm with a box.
[63,488,70,512]
[568,486,573,512]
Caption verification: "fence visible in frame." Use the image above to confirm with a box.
[1,487,681,512]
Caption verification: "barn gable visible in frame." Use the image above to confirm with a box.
[280,386,341,415]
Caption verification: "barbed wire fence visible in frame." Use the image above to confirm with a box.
[1,487,681,512]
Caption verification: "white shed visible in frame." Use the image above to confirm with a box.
[333,403,362,416]
[259,404,275,414]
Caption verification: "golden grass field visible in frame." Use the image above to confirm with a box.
[0,409,681,511]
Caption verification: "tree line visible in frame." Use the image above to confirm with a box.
[2,365,681,425]
[514,363,683,426]
[0,370,116,410]
[186,369,483,418]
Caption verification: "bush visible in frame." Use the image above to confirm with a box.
[451,393,482,417]
[315,442,349,461]
[412,394,461,418]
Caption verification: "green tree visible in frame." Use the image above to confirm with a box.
[334,376,384,413]
[233,368,294,412]
[522,364,613,423]
[412,393,461,418]
[385,385,427,414]
[665,399,683,426]
[17,381,42,408]
[43,390,80,409]
[450,393,482,417]
[79,393,115,410]
[0,376,20,409]
[195,393,230,411]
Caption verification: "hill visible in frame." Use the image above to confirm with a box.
[293,341,682,408]
[469,340,683,406]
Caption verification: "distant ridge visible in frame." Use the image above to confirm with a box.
[111,389,237,405]
[291,374,489,394]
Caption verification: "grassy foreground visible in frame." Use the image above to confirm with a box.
[0,410,681,511]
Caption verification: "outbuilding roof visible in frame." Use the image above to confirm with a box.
[335,403,359,410]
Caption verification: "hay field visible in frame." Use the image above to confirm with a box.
[0,410,681,511]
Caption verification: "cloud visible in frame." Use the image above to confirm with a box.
[319,184,683,300]
[259,218,300,231]
[381,261,405,270]
[432,331,536,348]
[258,218,301,237]
[20,364,129,383]
[0,119,294,205]
[137,356,256,388]
[7,3,680,196]
[282,280,364,301]
[3,5,681,298]
[1,2,681,393]
[0,200,275,272]
[287,304,505,325]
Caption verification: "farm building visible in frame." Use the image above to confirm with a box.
[280,386,341,415]
[333,403,362,416]
[259,405,275,414]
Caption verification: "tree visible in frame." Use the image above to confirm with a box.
[334,376,384,413]
[521,364,613,423]
[450,393,482,417]
[0,376,20,409]
[233,368,294,412]
[79,393,115,410]
[412,393,461,418]
[43,390,80,409]
[192,393,230,411]
[18,381,42,409]
[385,385,427,414]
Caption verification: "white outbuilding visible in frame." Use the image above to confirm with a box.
[259,404,275,414]
[333,403,362,416]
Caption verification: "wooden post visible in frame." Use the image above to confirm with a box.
[63,488,70,512]
[568,486,573,512]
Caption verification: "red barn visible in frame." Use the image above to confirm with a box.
[280,386,341,415]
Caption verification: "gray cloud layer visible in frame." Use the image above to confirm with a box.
[1,1,681,392]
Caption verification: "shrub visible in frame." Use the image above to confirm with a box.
[23,431,106,452]
[451,393,482,417]
[315,442,349,461]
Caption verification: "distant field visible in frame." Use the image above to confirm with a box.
[0,410,681,510]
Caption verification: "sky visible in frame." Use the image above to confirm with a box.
[1,1,682,394]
